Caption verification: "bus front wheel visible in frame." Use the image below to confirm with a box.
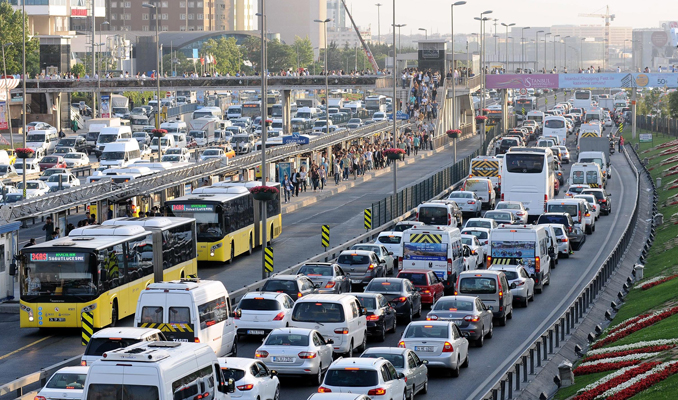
[227,243,235,264]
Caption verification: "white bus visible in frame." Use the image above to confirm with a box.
[365,95,387,112]
[542,116,568,146]
[501,149,556,222]
[573,90,593,111]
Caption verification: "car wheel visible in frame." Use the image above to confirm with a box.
[273,385,280,400]
[314,364,323,386]
[391,315,398,332]
[407,386,415,400]
[507,308,513,320]
[231,337,238,357]
[461,353,469,368]
[586,226,592,235]
[404,306,413,323]
[497,314,506,326]
[486,322,494,339]
[111,300,119,327]
[358,333,367,351]
[451,358,460,377]
[227,243,235,264]
[475,329,485,347]
[422,377,429,394]
[378,322,387,342]
[346,340,354,358]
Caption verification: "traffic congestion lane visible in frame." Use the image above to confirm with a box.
[0,134,482,385]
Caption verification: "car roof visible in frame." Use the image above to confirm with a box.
[489,264,523,272]
[378,231,402,237]
[461,227,491,232]
[92,327,161,339]
[51,366,90,375]
[437,295,478,303]
[362,347,409,356]
[466,218,495,223]
[241,291,287,300]
[268,327,313,336]
[268,274,304,281]
[339,250,375,256]
[407,320,452,327]
[461,234,479,240]
[460,270,504,278]
[298,294,358,303]
[217,357,257,369]
[329,357,388,369]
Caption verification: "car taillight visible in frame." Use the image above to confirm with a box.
[34,397,46,400]
[298,351,317,359]
[415,212,419,220]
[324,281,336,288]
[516,212,525,216]
[585,212,590,217]
[237,384,254,391]
[298,292,303,298]
[442,341,454,352]
[498,278,503,299]
[464,315,480,322]
[486,255,492,268]
[334,327,349,334]
[535,256,541,273]
[195,337,200,343]
[255,350,269,358]
[398,257,403,269]
[447,258,453,273]
[398,341,406,348]
[448,214,452,225]
[544,194,548,211]
[568,226,573,233]
[471,250,477,255]
[468,200,476,204]
[318,387,332,393]
[427,315,439,320]
[273,312,285,321]
[501,193,504,201]
[366,314,380,321]
[368,388,387,396]
[395,297,407,303]
[578,210,581,221]
[600,199,607,203]
[368,264,375,270]
[80,360,87,366]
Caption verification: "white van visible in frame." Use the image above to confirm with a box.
[578,151,610,179]
[290,294,367,357]
[26,129,58,154]
[400,225,464,291]
[100,139,142,168]
[193,106,223,120]
[160,120,188,134]
[151,134,177,152]
[82,341,235,400]
[135,279,237,357]
[416,200,462,227]
[81,327,166,366]
[462,177,496,209]
[569,163,604,189]
[487,224,551,293]
[95,126,133,154]
[226,105,242,120]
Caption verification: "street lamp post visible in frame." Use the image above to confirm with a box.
[553,34,560,72]
[1,43,14,149]
[21,0,27,199]
[536,30,544,72]
[375,3,382,44]
[521,27,531,72]
[314,18,331,137]
[562,36,570,72]
[142,3,162,162]
[501,23,515,70]
[391,0,398,194]
[544,33,551,72]
[393,24,406,53]
[474,10,492,152]
[258,1,270,279]
[418,28,427,40]
[450,1,466,164]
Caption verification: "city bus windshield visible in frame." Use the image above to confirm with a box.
[21,252,96,300]
[168,203,224,240]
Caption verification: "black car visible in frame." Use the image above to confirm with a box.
[56,136,88,153]
[364,278,422,323]
[259,274,318,300]
[353,293,397,342]
[536,212,586,250]
[582,189,612,215]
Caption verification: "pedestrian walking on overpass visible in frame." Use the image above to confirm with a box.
[42,217,54,241]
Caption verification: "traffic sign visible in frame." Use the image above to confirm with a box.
[292,132,300,137]
[321,225,330,249]
[82,311,94,346]
[519,88,527,95]
[264,247,274,273]
[282,135,310,145]
[364,208,372,230]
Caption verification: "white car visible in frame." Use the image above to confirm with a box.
[360,347,429,399]
[26,121,57,134]
[447,191,482,217]
[540,223,571,258]
[201,148,226,161]
[46,173,81,189]
[164,147,191,162]
[15,160,41,175]
[372,112,388,121]
[489,265,535,307]
[461,234,485,269]
[460,227,492,257]
[604,117,613,127]
[17,179,50,196]
[463,218,499,230]
[255,328,334,385]
[234,292,295,338]
[35,366,88,400]
[62,152,89,168]
[495,201,529,224]
[319,357,407,399]
[574,194,601,220]
[218,357,280,400]
[398,321,469,377]
[374,231,403,270]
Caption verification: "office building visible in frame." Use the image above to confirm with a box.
[328,26,371,48]
[326,0,345,30]
[215,0,255,31]
[105,0,215,32]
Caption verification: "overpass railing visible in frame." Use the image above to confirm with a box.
[166,103,199,118]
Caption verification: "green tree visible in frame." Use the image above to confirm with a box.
[201,37,242,76]
[291,36,314,69]
[669,91,678,119]
[71,63,85,77]
[241,36,296,73]
[0,2,40,76]
[162,52,197,76]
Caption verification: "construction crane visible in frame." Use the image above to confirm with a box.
[579,5,615,70]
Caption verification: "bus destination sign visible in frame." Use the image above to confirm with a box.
[30,253,86,262]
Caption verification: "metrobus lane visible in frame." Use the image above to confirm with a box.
[243,146,636,399]
[0,134,482,385]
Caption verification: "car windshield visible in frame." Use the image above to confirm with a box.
[486,212,512,221]
[101,152,125,160]
[394,224,417,232]
[188,131,205,138]
[450,192,473,199]
[352,245,379,253]
[552,227,565,236]
[85,338,142,356]
[362,353,404,368]
[298,265,333,276]
[26,134,45,142]
[0,165,9,173]
[497,203,521,210]
[47,175,69,182]
[59,138,77,146]
[459,277,497,294]
[397,272,428,286]
[18,182,40,189]
[41,157,59,163]
[264,333,310,346]
[64,153,81,159]
[404,324,449,338]
[324,369,379,387]
[377,235,401,244]
[505,153,545,173]
[354,296,377,310]
[261,280,296,293]
[462,238,473,246]
[203,150,220,156]
[46,372,87,389]
[433,299,474,311]
[465,221,490,229]
[337,254,370,264]
[366,281,402,293]
[292,302,344,323]
[238,298,280,311]
[162,155,181,162]
[582,190,603,200]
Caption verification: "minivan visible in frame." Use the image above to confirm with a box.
[290,294,367,357]
[95,126,133,154]
[81,327,166,366]
[135,279,237,357]
[455,270,513,326]
[416,200,463,227]
[400,225,464,291]
[26,129,58,154]
[462,177,496,209]
[100,139,142,168]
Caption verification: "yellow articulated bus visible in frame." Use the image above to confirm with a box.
[19,217,198,329]
[166,181,282,263]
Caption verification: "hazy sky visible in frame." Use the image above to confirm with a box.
[347,0,666,36]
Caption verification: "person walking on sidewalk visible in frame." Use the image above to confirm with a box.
[319,165,327,191]
[291,168,300,196]
[413,134,420,156]
[334,159,341,184]
[282,174,292,203]
[299,167,308,193]
[619,136,624,152]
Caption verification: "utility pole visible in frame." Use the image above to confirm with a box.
[375,3,382,44]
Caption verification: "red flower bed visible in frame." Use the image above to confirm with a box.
[607,314,649,336]
[583,345,675,362]
[249,185,279,194]
[572,362,661,400]
[383,148,406,156]
[607,362,678,400]
[641,275,678,290]
[573,360,641,376]
[592,306,678,349]
[475,115,488,122]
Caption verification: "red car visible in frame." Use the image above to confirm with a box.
[38,155,67,171]
[396,270,445,305]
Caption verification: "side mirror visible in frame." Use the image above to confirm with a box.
[398,372,406,380]
[422,359,429,365]
[9,262,17,276]
[270,370,278,378]
[510,282,517,289]
[388,252,394,256]
[326,338,334,344]
[361,307,367,316]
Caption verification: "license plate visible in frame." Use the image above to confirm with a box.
[272,356,294,363]
[451,320,461,325]
[351,279,362,284]
[247,330,265,335]
[415,346,434,352]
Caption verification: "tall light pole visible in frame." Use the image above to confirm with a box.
[535,30,544,72]
[142,3,162,162]
[21,0,27,199]
[501,23,514,70]
[581,38,586,70]
[553,34,560,72]
[544,32,551,72]
[100,21,109,76]
[474,10,492,152]
[314,18,331,136]
[521,27,531,72]
[90,0,97,117]
[1,43,14,149]
[393,24,406,53]
[375,3,382,44]
[562,36,570,71]
[392,0,398,194]
[418,28,427,40]
[493,19,498,61]
[450,1,466,164]
[257,1,270,279]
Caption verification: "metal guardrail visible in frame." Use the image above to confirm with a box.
[478,144,642,400]
[166,103,199,118]
[0,355,81,399]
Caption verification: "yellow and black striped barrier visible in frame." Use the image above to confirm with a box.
[264,247,274,273]
[409,233,442,244]
[364,209,372,231]
[81,311,94,346]
[491,258,513,265]
[322,225,330,249]
[139,322,195,333]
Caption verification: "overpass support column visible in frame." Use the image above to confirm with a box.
[282,90,292,135]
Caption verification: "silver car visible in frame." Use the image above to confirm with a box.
[399,321,469,377]
[448,191,482,217]
[361,347,429,398]
[297,263,351,294]
[255,328,334,385]
[351,244,395,275]
[494,201,529,224]
[489,265,535,307]
[426,295,494,347]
